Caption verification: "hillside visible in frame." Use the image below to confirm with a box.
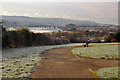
[2,16,100,27]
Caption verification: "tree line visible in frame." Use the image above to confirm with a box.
[2,27,120,48]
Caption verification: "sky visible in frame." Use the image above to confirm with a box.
[0,0,119,24]
[1,0,119,2]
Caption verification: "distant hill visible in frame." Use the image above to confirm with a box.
[2,16,101,27]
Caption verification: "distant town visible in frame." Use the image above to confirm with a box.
[0,15,119,48]
[2,23,118,33]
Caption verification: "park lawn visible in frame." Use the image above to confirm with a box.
[72,44,119,59]
[94,67,119,79]
[1,43,119,78]
[72,44,119,79]
[2,53,41,78]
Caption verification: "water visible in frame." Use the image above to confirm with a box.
[30,28,61,33]
[6,27,62,33]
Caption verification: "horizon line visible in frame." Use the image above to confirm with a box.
[1,15,117,25]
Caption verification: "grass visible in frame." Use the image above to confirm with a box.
[89,67,120,79]
[1,43,118,78]
[1,43,76,78]
[95,67,120,79]
[72,44,119,59]
[72,43,119,79]
[2,53,41,78]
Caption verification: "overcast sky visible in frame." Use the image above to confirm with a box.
[0,0,119,24]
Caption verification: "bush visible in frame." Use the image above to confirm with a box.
[2,27,51,48]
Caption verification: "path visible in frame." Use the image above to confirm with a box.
[31,46,118,78]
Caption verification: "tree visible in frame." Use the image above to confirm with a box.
[115,32,120,42]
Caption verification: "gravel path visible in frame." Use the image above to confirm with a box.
[31,46,118,78]
[2,43,118,78]
[2,43,84,78]
[2,43,117,58]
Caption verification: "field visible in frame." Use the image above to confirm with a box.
[93,67,119,78]
[1,43,85,78]
[1,43,119,78]
[2,54,41,78]
[72,44,119,78]
[72,44,119,59]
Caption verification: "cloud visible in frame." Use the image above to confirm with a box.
[1,0,119,2]
[1,2,118,24]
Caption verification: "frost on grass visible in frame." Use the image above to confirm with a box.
[72,45,119,59]
[1,43,118,78]
[1,43,84,79]
[95,67,120,79]
[2,53,41,78]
